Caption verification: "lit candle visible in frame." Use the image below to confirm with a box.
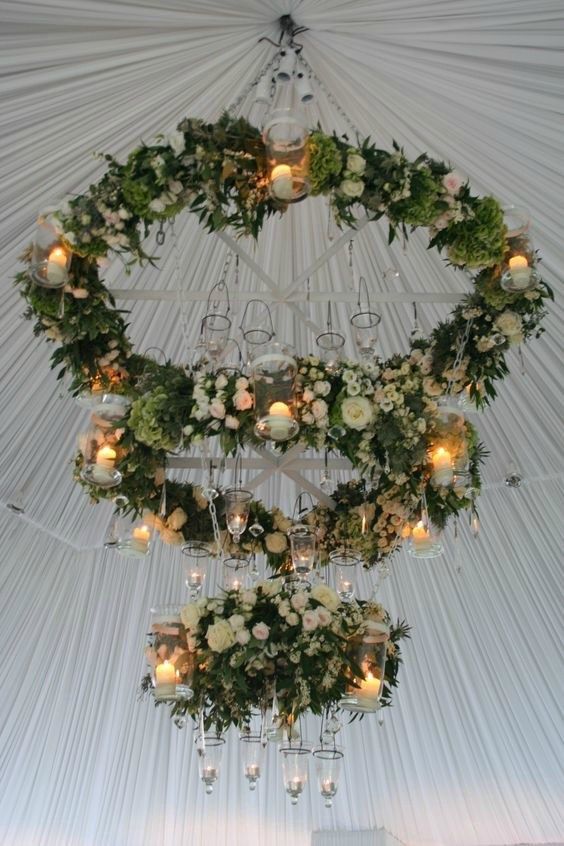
[271,164,293,200]
[131,525,151,555]
[154,660,176,699]
[321,779,336,795]
[46,246,68,285]
[189,570,203,588]
[431,446,453,486]
[340,579,353,596]
[289,777,304,793]
[228,514,245,535]
[89,444,117,484]
[267,401,294,441]
[412,520,433,554]
[202,766,218,780]
[356,671,382,701]
[508,255,532,289]
[245,764,260,780]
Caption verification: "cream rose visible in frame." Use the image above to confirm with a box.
[209,399,226,419]
[167,130,185,155]
[206,620,236,653]
[290,591,308,612]
[257,579,283,597]
[228,613,245,631]
[181,603,201,630]
[311,584,340,611]
[240,589,257,606]
[167,507,188,531]
[236,628,250,645]
[346,152,366,175]
[494,311,522,337]
[340,178,365,198]
[265,532,288,554]
[193,486,209,510]
[341,396,374,430]
[225,414,240,430]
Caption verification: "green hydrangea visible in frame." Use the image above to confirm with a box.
[308,132,343,195]
[122,178,155,217]
[474,267,520,310]
[447,197,505,268]
[128,388,181,451]
[389,168,444,227]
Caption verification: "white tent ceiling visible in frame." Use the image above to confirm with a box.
[0,2,562,845]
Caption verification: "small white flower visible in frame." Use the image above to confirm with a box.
[286,612,300,626]
[167,130,185,155]
[340,178,365,199]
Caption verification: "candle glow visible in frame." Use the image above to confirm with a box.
[508,254,532,289]
[154,660,176,699]
[431,446,453,486]
[46,246,69,285]
[270,164,294,200]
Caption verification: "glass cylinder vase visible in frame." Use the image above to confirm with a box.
[251,342,299,442]
[29,214,72,288]
[263,83,310,203]
[79,423,122,489]
[339,622,389,714]
[313,745,344,808]
[115,512,154,558]
[500,207,540,293]
[280,741,312,804]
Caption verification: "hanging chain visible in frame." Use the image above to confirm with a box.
[446,318,474,395]
[298,56,362,141]
[210,251,233,311]
[226,56,279,116]
[199,442,223,562]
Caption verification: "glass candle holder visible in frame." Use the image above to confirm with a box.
[339,623,389,714]
[79,424,122,489]
[240,732,266,791]
[201,313,231,363]
[224,488,252,543]
[500,207,540,293]
[197,734,225,794]
[428,397,466,488]
[350,310,381,359]
[115,512,154,558]
[89,393,131,423]
[181,541,209,599]
[330,549,361,602]
[280,741,312,805]
[263,83,310,203]
[313,746,344,808]
[223,556,249,591]
[289,525,317,584]
[146,605,194,702]
[408,520,443,559]
[29,214,72,288]
[251,342,299,442]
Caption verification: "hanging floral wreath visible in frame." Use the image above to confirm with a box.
[15,113,552,568]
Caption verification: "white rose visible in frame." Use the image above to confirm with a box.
[225,414,240,430]
[286,612,300,626]
[494,311,522,337]
[167,507,187,531]
[290,591,308,612]
[235,376,249,390]
[265,532,288,554]
[302,412,314,425]
[252,622,270,641]
[340,178,365,198]
[149,198,166,213]
[302,610,319,631]
[314,380,331,397]
[311,399,328,420]
[215,374,228,390]
[278,600,291,618]
[240,589,257,606]
[341,396,374,430]
[167,130,186,155]
[236,628,250,645]
[209,399,225,419]
[311,584,341,611]
[257,579,282,597]
[168,179,183,195]
[347,153,366,175]
[228,614,245,631]
[206,620,236,653]
[181,603,201,630]
[233,390,253,411]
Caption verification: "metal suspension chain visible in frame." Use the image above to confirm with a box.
[298,55,362,141]
[199,442,223,562]
[226,56,278,116]
[446,318,474,395]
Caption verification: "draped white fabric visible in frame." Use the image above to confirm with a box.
[0,2,563,845]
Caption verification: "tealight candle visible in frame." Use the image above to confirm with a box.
[268,401,294,441]
[431,446,453,486]
[202,765,218,780]
[90,444,117,485]
[271,164,293,200]
[46,246,68,285]
[154,660,176,699]
[321,779,336,794]
[188,570,203,588]
[412,520,433,554]
[508,255,532,289]
[131,525,151,555]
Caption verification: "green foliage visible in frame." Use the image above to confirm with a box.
[308,131,343,195]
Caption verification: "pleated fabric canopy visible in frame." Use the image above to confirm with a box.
[0,2,562,845]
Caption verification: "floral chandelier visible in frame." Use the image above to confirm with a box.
[15,14,551,806]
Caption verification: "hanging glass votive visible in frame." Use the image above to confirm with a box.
[197,733,226,794]
[146,605,194,702]
[115,512,154,558]
[428,397,466,488]
[289,525,317,585]
[240,732,266,791]
[79,423,122,489]
[239,299,275,360]
[329,549,361,602]
[251,341,299,442]
[313,745,344,808]
[224,488,253,543]
[263,82,310,203]
[339,622,389,713]
[181,541,209,599]
[280,741,313,805]
[89,393,131,423]
[407,519,443,559]
[457,382,483,414]
[350,277,381,360]
[500,207,540,293]
[316,302,345,373]
[223,556,249,591]
[29,214,72,288]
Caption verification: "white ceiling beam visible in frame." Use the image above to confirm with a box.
[167,455,353,470]
[110,288,464,304]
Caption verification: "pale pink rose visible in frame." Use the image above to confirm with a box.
[302,388,315,403]
[311,399,328,420]
[302,610,318,631]
[290,591,308,612]
[252,622,270,641]
[71,288,89,299]
[236,628,250,645]
[442,171,464,195]
[233,390,253,411]
[316,607,332,627]
[209,399,226,419]
[225,414,240,430]
[235,376,249,391]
